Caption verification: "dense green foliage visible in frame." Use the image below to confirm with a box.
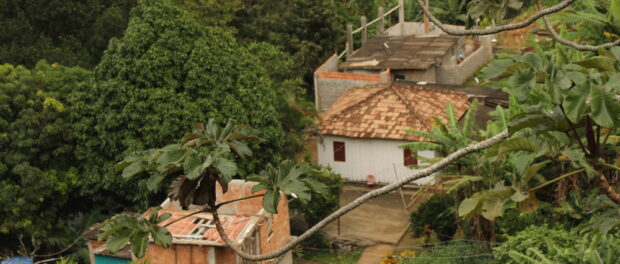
[400,241,494,264]
[289,165,344,225]
[0,62,90,249]
[3,0,620,262]
[494,203,557,240]
[494,225,620,264]
[230,0,343,86]
[494,226,582,263]
[0,0,136,68]
[409,195,457,242]
[73,0,287,207]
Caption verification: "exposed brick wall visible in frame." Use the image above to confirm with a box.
[257,196,290,261]
[142,244,222,264]
[216,247,236,264]
[215,180,266,215]
[138,180,292,264]
[143,244,181,263]
[190,246,209,264]
[317,72,381,82]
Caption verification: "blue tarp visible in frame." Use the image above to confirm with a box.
[1,257,33,264]
[94,255,131,264]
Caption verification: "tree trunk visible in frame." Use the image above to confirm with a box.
[598,170,620,204]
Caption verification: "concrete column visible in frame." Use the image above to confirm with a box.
[378,6,385,35]
[346,24,353,58]
[361,16,367,44]
[398,0,405,35]
[423,0,430,33]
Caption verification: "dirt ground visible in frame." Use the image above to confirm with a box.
[322,184,431,244]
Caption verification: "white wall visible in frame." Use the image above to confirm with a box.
[317,135,437,185]
[386,22,465,37]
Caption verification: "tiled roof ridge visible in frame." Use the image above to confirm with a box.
[397,83,471,96]
[389,84,432,132]
[323,83,388,122]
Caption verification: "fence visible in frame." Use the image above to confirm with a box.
[338,0,405,59]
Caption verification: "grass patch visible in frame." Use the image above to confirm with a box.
[301,251,363,264]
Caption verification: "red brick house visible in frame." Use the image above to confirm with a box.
[87,180,293,264]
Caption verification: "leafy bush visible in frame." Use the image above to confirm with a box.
[289,165,343,226]
[0,61,91,247]
[496,225,620,264]
[398,241,494,264]
[494,203,557,241]
[409,194,457,242]
[493,225,583,263]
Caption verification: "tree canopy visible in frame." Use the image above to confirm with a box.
[0,0,136,68]
[73,0,287,207]
[0,61,91,246]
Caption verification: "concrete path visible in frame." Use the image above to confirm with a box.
[319,184,434,264]
[356,243,394,264]
[322,185,431,244]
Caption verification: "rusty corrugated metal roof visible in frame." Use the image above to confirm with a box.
[340,35,459,70]
[158,209,257,246]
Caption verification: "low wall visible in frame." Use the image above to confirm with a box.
[436,35,494,84]
[386,22,464,36]
[314,72,384,112]
[314,54,388,111]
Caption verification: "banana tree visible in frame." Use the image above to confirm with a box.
[400,100,513,240]
[460,46,620,224]
[99,119,326,258]
[467,0,523,26]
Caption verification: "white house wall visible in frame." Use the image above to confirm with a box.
[317,135,437,184]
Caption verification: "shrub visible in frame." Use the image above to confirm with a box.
[493,225,583,263]
[494,202,557,241]
[397,241,494,264]
[289,164,343,226]
[409,194,457,242]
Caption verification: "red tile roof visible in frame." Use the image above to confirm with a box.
[158,209,257,246]
[319,83,471,141]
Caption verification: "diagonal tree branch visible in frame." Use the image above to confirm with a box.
[536,0,620,51]
[212,130,510,261]
[415,0,576,36]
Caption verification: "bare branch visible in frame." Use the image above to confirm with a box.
[163,207,212,227]
[215,194,264,209]
[415,0,576,36]
[536,0,620,51]
[212,130,510,261]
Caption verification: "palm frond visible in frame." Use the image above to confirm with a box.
[462,99,479,136]
[400,141,444,152]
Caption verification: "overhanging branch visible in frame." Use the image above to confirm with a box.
[536,0,620,51]
[415,0,576,36]
[212,130,510,261]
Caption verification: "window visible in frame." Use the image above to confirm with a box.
[333,141,345,162]
[404,148,417,166]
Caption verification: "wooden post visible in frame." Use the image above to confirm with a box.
[398,0,405,35]
[378,6,385,35]
[392,163,409,213]
[423,0,430,34]
[361,16,367,44]
[346,24,353,58]
[337,217,341,236]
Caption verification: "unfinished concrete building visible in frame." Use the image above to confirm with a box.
[314,0,494,112]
